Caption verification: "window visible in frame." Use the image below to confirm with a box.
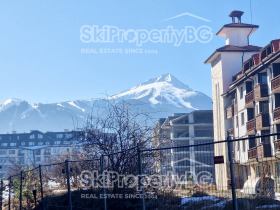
[260,101,269,113]
[36,157,41,162]
[243,140,246,152]
[35,150,41,155]
[38,142,43,146]
[276,162,280,177]
[256,166,261,177]
[241,113,245,125]
[65,133,73,139]
[258,73,267,84]
[0,151,6,155]
[27,150,33,156]
[53,149,60,154]
[54,141,61,145]
[63,141,70,145]
[45,142,50,145]
[240,86,244,99]
[1,143,7,147]
[21,142,25,146]
[29,134,35,139]
[18,150,25,156]
[56,134,63,139]
[44,149,51,155]
[236,116,238,128]
[29,142,35,146]
[9,150,15,155]
[38,134,43,139]
[17,136,20,140]
[0,137,2,140]
[10,142,16,147]
[18,158,25,165]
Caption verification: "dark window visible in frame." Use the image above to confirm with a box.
[273,63,280,78]
[241,113,245,125]
[249,136,256,148]
[246,81,253,93]
[258,73,267,84]
[259,101,269,113]
[240,86,243,99]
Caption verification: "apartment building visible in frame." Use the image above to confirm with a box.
[206,10,280,192]
[0,130,83,178]
[152,110,215,183]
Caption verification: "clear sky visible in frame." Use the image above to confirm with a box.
[0,0,279,104]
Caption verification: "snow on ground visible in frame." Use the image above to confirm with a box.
[47,180,60,188]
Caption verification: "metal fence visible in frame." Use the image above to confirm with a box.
[2,133,280,209]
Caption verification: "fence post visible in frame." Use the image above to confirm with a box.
[227,136,238,210]
[8,176,11,210]
[137,143,146,210]
[20,171,23,210]
[39,165,45,210]
[100,154,107,210]
[0,179,3,210]
[65,160,72,210]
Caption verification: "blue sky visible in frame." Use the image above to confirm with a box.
[0,0,279,104]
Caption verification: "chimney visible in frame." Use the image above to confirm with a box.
[229,10,244,23]
[12,131,16,134]
[64,129,69,132]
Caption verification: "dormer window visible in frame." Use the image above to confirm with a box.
[38,134,43,139]
[56,134,63,139]
[29,134,35,139]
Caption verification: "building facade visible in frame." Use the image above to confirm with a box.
[152,110,215,183]
[0,130,82,178]
[207,11,280,192]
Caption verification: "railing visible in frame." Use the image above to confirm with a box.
[256,113,270,130]
[245,91,254,105]
[274,107,280,121]
[248,147,257,160]
[254,84,268,101]
[257,143,272,159]
[246,118,255,133]
[271,75,280,91]
[226,105,233,119]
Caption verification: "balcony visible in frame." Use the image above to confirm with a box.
[245,91,254,108]
[254,84,268,102]
[271,75,280,93]
[274,107,280,122]
[248,147,257,160]
[248,144,272,161]
[256,113,270,130]
[246,119,255,135]
[226,105,234,119]
[275,139,280,156]
[256,143,272,159]
[233,99,238,115]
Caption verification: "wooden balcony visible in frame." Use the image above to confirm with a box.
[274,107,280,121]
[254,84,268,102]
[271,75,280,93]
[275,139,280,156]
[228,128,234,136]
[248,144,272,161]
[245,91,254,108]
[248,147,257,160]
[226,105,233,119]
[246,118,255,134]
[256,113,270,130]
[257,143,272,159]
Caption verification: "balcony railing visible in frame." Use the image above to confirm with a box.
[257,143,272,159]
[275,139,280,154]
[246,118,255,133]
[254,84,268,101]
[248,143,272,160]
[248,147,257,160]
[233,99,238,115]
[272,75,280,92]
[226,105,233,119]
[274,107,280,121]
[245,91,254,106]
[256,113,270,130]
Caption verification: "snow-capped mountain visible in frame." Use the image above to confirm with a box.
[0,74,212,133]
